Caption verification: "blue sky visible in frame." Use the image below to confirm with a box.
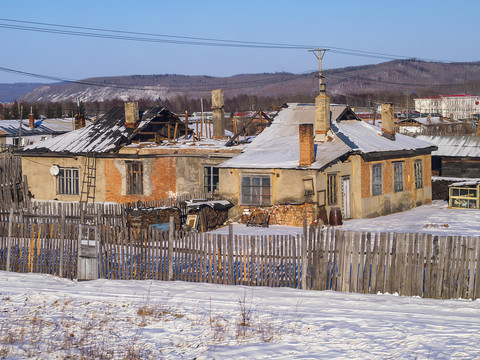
[1,0,478,83]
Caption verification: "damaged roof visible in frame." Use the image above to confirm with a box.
[20,106,187,155]
[221,103,436,170]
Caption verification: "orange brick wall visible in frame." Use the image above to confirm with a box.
[361,159,371,198]
[360,154,432,198]
[105,157,176,203]
[299,123,315,166]
[241,203,316,227]
[383,161,393,194]
[404,158,413,191]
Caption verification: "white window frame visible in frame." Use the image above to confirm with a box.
[241,174,271,206]
[57,167,79,195]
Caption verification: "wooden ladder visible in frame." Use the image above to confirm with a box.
[80,152,96,204]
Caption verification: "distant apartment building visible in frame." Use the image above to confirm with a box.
[414,94,480,120]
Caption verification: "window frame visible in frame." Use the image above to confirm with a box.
[240,174,271,206]
[57,167,79,195]
[126,161,144,195]
[372,163,383,196]
[203,166,219,193]
[414,160,423,189]
[393,162,404,192]
[327,173,337,205]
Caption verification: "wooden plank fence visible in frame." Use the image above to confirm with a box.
[1,220,480,300]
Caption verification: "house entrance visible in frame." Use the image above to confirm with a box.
[341,176,351,219]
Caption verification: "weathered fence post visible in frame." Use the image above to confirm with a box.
[228,224,234,285]
[301,219,308,289]
[6,207,14,272]
[167,216,174,281]
[59,203,65,277]
[97,207,105,279]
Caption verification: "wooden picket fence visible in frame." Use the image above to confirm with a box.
[313,228,480,300]
[2,220,480,300]
[0,218,78,279]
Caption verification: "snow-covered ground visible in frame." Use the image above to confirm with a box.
[2,201,480,359]
[340,200,480,236]
[1,271,480,359]
[211,200,480,237]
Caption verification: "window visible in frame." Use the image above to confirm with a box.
[372,163,383,196]
[393,162,404,192]
[327,173,337,205]
[414,160,423,189]
[241,175,271,206]
[303,178,315,196]
[126,161,143,195]
[57,167,79,195]
[203,166,219,193]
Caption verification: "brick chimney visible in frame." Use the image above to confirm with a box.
[381,103,395,140]
[29,108,35,129]
[124,102,139,129]
[314,94,330,142]
[211,89,225,138]
[74,114,85,130]
[299,123,315,166]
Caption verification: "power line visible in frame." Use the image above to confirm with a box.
[0,18,458,62]
[0,65,301,92]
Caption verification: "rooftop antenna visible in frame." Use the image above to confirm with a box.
[309,48,329,94]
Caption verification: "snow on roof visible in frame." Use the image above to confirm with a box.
[450,180,480,187]
[0,118,75,137]
[333,119,435,154]
[416,135,480,158]
[221,103,435,169]
[397,117,447,126]
[21,107,174,155]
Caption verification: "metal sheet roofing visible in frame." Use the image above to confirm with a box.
[416,135,480,158]
[21,106,170,155]
[0,118,75,137]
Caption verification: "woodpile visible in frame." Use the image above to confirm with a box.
[126,207,181,230]
[188,206,229,231]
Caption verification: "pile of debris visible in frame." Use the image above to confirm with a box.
[126,206,181,230]
[184,199,233,231]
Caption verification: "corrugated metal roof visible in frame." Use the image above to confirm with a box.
[416,135,480,157]
[0,118,74,137]
[221,103,435,170]
[21,106,170,155]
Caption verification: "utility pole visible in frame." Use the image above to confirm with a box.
[309,48,329,94]
[18,105,23,148]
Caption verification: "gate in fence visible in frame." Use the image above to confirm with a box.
[77,224,101,280]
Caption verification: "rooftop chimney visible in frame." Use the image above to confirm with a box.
[29,107,34,129]
[74,114,85,130]
[124,102,139,129]
[211,89,225,138]
[299,123,315,166]
[381,103,395,140]
[314,93,330,142]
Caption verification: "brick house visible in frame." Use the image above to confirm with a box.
[218,100,437,226]
[19,103,241,203]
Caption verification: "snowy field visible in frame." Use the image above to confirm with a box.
[1,271,480,359]
[2,201,480,359]
[211,200,480,237]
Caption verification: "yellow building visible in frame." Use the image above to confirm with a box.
[218,102,437,226]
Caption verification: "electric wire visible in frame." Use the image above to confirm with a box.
[0,18,456,62]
